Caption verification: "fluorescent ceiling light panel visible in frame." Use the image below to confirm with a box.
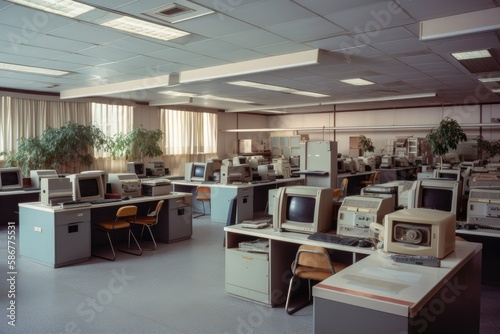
[7,0,95,18]
[420,7,500,40]
[451,50,491,60]
[340,78,374,86]
[492,88,500,93]
[227,80,329,98]
[479,77,500,83]
[158,91,194,97]
[100,16,189,41]
[198,95,253,104]
[180,49,322,83]
[0,62,68,76]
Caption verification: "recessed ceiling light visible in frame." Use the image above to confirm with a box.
[479,77,500,83]
[340,78,375,86]
[0,62,68,76]
[492,88,500,93]
[100,16,189,41]
[6,0,94,18]
[451,50,491,60]
[158,90,194,97]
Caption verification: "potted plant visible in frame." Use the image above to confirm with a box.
[358,135,375,156]
[110,126,164,161]
[476,136,500,162]
[1,121,109,176]
[426,117,467,167]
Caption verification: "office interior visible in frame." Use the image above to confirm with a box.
[1,0,500,333]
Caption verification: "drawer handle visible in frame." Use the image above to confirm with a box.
[242,256,253,260]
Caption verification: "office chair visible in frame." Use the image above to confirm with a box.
[223,196,238,247]
[332,178,348,199]
[194,186,211,218]
[92,205,142,261]
[133,200,164,251]
[285,245,347,315]
[360,171,380,186]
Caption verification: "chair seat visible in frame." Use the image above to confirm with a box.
[134,217,156,225]
[96,220,130,230]
[295,262,348,281]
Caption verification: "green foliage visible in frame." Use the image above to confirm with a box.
[358,135,375,154]
[1,121,109,176]
[426,117,467,158]
[110,126,163,161]
[477,136,500,159]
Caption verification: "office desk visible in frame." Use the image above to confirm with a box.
[224,225,374,306]
[18,193,192,268]
[172,178,304,223]
[0,189,40,225]
[378,166,417,183]
[456,228,500,284]
[313,241,482,334]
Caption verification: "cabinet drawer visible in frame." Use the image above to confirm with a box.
[55,209,90,225]
[226,248,269,295]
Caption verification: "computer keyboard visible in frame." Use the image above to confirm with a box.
[90,198,123,204]
[248,180,272,184]
[307,232,360,246]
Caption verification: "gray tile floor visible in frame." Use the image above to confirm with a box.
[1,217,499,334]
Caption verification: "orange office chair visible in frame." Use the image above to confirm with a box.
[285,245,347,315]
[134,200,165,250]
[194,186,211,218]
[332,178,348,199]
[92,205,142,261]
[360,171,380,186]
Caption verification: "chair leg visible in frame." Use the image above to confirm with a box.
[117,228,142,256]
[285,276,313,315]
[193,201,206,218]
[92,228,116,261]
[137,225,157,251]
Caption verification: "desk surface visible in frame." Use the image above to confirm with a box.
[224,224,375,255]
[313,241,482,317]
[172,177,304,189]
[18,192,191,213]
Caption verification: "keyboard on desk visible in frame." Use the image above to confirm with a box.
[90,198,123,205]
[307,232,359,246]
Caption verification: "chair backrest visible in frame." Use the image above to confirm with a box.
[196,186,211,201]
[340,178,348,192]
[115,205,138,227]
[374,171,380,181]
[150,200,165,224]
[295,245,333,271]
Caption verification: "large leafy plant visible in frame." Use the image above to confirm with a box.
[426,117,467,166]
[110,126,163,161]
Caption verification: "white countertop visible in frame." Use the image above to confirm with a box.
[313,241,482,317]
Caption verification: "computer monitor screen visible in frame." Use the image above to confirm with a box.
[407,179,461,217]
[287,196,315,223]
[127,162,146,178]
[0,167,22,191]
[67,173,105,202]
[184,162,213,182]
[433,169,461,181]
[273,185,333,234]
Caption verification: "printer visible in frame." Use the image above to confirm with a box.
[220,165,252,184]
[40,177,73,206]
[272,158,291,178]
[257,164,276,181]
[337,195,394,238]
[141,178,172,196]
[467,188,500,227]
[108,173,142,198]
[146,161,167,177]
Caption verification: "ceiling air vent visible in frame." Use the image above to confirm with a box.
[143,1,214,24]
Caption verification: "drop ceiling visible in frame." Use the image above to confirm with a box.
[0,0,500,114]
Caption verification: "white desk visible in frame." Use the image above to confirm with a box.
[313,241,482,333]
[224,225,374,306]
[172,178,304,223]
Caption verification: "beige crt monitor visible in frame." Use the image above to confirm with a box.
[383,208,456,258]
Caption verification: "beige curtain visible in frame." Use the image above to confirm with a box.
[91,102,133,173]
[160,108,218,176]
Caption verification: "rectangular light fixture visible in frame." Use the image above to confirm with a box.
[6,0,94,18]
[420,7,500,40]
[100,16,189,41]
[451,50,491,60]
[0,62,68,76]
[479,77,500,83]
[180,49,322,83]
[492,88,500,93]
[340,78,375,86]
[159,90,253,104]
[7,0,189,42]
[228,80,329,98]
